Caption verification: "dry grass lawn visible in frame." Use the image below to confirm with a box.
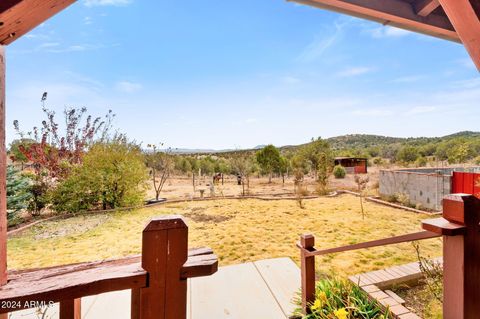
[8,194,441,276]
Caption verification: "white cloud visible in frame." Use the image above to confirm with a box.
[336,66,373,77]
[405,106,436,115]
[368,26,411,38]
[84,0,132,7]
[392,75,426,83]
[115,81,142,93]
[456,58,476,69]
[296,19,351,63]
[84,17,93,25]
[281,76,301,84]
[351,108,394,117]
[245,118,258,124]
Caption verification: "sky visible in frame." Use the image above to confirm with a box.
[5,0,480,149]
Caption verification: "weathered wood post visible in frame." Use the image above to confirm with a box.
[137,215,188,319]
[59,299,81,319]
[300,234,315,314]
[423,194,480,319]
[0,44,7,319]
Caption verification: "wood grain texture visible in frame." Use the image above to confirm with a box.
[300,234,315,314]
[59,298,81,319]
[302,230,439,257]
[0,45,5,288]
[0,0,77,45]
[414,0,440,16]
[139,216,188,319]
[422,217,466,236]
[438,0,480,70]
[290,0,459,42]
[0,256,147,314]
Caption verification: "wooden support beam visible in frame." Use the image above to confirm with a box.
[0,0,77,45]
[289,0,460,42]
[438,0,480,71]
[423,194,480,318]
[0,45,6,289]
[414,0,441,17]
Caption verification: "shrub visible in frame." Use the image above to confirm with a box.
[6,165,32,225]
[372,157,384,165]
[416,157,427,167]
[51,140,148,213]
[295,277,392,318]
[333,165,346,179]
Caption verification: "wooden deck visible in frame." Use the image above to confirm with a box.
[9,257,300,319]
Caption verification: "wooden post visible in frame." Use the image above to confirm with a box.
[137,216,188,319]
[300,234,315,314]
[0,44,6,319]
[423,194,480,319]
[59,299,81,319]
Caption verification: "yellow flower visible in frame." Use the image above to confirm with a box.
[311,299,321,311]
[334,308,348,319]
[318,291,327,302]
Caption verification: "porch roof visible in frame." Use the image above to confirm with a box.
[289,0,480,70]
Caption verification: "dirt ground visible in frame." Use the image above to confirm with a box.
[146,167,381,200]
[9,194,440,276]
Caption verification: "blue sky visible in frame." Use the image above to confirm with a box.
[5,0,480,149]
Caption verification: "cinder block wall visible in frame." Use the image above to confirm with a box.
[379,169,452,211]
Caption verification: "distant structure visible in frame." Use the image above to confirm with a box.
[379,167,480,211]
[334,157,368,174]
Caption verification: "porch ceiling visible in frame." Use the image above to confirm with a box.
[289,0,480,71]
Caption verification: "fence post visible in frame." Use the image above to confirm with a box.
[59,299,81,319]
[300,234,315,314]
[423,194,480,319]
[137,215,188,319]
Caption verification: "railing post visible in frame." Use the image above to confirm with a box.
[300,234,315,314]
[137,215,188,319]
[0,45,7,319]
[59,299,81,319]
[423,194,480,319]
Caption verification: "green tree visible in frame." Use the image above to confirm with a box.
[256,145,281,183]
[277,156,289,185]
[51,139,148,212]
[6,165,32,225]
[299,138,333,193]
[299,138,333,180]
[396,145,419,163]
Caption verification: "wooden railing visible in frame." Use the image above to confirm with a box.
[0,215,218,319]
[298,194,480,319]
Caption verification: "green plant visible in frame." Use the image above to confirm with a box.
[416,156,427,167]
[333,165,346,179]
[6,165,32,225]
[256,144,281,183]
[50,139,148,213]
[295,277,392,319]
[413,242,443,303]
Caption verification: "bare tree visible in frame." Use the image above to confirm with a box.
[230,153,255,196]
[354,174,369,220]
[146,144,174,201]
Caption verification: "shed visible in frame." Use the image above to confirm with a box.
[334,157,368,174]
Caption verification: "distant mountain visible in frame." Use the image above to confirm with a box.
[168,131,480,155]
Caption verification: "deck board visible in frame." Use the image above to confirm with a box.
[253,258,300,317]
[8,258,300,319]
